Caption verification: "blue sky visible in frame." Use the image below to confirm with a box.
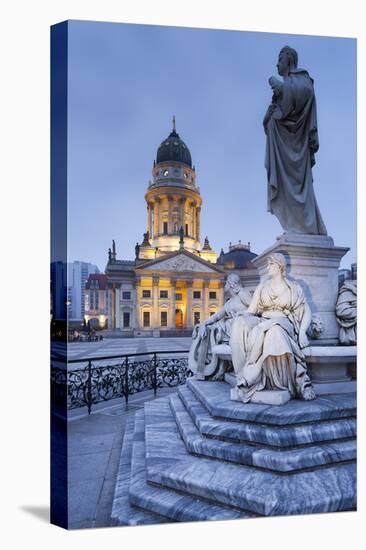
[67,20,356,271]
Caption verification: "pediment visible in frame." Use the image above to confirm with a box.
[140,252,220,273]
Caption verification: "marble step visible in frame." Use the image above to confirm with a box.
[129,407,254,522]
[179,386,356,448]
[111,413,168,526]
[187,379,356,426]
[144,398,356,517]
[171,393,356,473]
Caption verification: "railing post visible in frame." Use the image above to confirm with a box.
[124,356,129,405]
[87,360,92,415]
[153,352,157,397]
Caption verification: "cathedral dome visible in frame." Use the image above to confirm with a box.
[217,242,257,269]
[156,118,192,168]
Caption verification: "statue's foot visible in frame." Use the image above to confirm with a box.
[302,385,316,401]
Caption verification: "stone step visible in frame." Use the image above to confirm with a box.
[111,414,168,526]
[144,398,356,517]
[179,385,356,448]
[170,393,356,473]
[129,407,254,522]
[187,379,356,426]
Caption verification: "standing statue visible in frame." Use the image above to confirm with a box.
[229,253,316,403]
[263,46,327,235]
[188,273,252,380]
[336,280,357,345]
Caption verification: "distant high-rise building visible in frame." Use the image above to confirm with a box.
[67,261,100,320]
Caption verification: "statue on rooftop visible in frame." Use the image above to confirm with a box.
[263,46,327,236]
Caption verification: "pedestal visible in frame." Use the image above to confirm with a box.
[251,233,349,344]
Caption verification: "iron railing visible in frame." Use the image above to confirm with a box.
[51,350,192,414]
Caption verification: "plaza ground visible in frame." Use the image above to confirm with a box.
[60,387,178,529]
[52,336,191,363]
[52,337,191,529]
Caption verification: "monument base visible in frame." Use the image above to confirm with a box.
[214,344,356,396]
[252,232,349,344]
[230,386,291,405]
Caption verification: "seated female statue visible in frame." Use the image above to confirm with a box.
[188,273,252,380]
[230,253,316,402]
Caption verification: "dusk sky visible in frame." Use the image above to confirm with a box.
[67,20,356,271]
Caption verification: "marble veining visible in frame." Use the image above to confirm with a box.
[187,379,356,426]
[143,398,356,516]
[111,414,167,526]
[170,393,356,473]
[129,408,252,521]
[179,385,356,448]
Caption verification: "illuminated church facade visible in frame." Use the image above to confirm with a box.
[89,118,259,335]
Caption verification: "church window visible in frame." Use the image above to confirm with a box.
[194,312,201,325]
[123,312,130,328]
[142,290,151,298]
[209,291,217,300]
[193,291,201,299]
[160,311,167,327]
[143,311,150,327]
[160,290,168,299]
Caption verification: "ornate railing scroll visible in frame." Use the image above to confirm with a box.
[51,351,192,414]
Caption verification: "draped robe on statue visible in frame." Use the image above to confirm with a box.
[265,68,327,235]
[229,279,314,403]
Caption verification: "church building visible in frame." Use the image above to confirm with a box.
[88,118,259,335]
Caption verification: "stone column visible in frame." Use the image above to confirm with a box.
[147,203,153,237]
[170,279,177,328]
[152,276,159,328]
[186,280,193,328]
[135,277,141,329]
[196,206,201,242]
[115,286,121,329]
[191,202,196,240]
[111,283,116,329]
[167,196,174,234]
[154,199,160,237]
[202,281,209,321]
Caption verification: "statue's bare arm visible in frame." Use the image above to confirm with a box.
[299,302,312,348]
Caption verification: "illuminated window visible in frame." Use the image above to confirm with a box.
[160,311,168,327]
[209,291,217,300]
[143,311,150,327]
[194,312,200,325]
[142,290,151,298]
[163,169,169,176]
[160,290,168,299]
[193,291,201,299]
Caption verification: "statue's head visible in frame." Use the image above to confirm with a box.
[267,253,287,277]
[277,46,298,76]
[225,273,242,295]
